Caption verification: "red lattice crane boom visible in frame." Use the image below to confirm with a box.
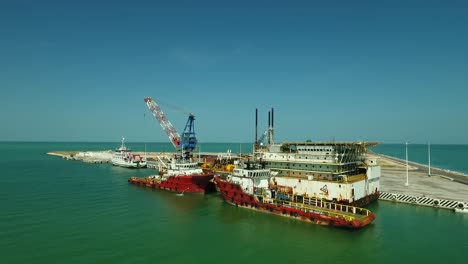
[144,97,181,149]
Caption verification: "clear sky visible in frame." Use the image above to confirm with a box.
[1,0,467,144]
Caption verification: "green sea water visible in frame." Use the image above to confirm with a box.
[0,142,467,264]
[371,144,468,175]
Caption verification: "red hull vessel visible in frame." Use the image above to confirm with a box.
[214,171,375,229]
[129,173,214,194]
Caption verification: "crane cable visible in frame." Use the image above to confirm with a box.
[155,99,194,116]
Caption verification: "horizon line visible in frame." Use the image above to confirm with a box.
[1,140,467,145]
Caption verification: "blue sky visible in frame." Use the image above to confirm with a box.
[1,0,467,144]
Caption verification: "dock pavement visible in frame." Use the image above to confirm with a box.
[374,154,468,202]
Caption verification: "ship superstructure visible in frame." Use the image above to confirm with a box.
[214,159,376,228]
[253,108,380,206]
[255,142,380,206]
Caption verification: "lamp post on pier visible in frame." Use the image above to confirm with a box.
[428,142,431,176]
[405,141,409,187]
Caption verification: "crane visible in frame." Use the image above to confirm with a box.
[144,97,197,152]
[257,130,269,146]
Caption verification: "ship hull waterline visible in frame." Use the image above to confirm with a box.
[215,176,375,229]
[128,174,215,194]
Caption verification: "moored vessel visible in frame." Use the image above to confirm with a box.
[255,141,380,207]
[129,153,214,194]
[129,97,214,194]
[214,160,375,228]
[253,108,380,207]
[111,137,147,168]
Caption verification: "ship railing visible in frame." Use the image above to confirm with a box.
[272,196,372,221]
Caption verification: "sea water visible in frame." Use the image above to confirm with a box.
[0,142,466,264]
[371,144,468,175]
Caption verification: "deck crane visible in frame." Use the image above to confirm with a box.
[144,97,197,152]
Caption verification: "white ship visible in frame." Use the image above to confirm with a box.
[214,160,376,228]
[111,137,147,168]
[252,108,380,207]
[254,142,380,207]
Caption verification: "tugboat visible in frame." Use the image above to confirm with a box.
[129,152,214,194]
[111,137,147,168]
[214,159,375,229]
[128,97,214,194]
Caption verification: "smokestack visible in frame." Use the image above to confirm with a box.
[268,111,271,128]
[255,108,258,147]
[268,111,271,144]
[269,107,275,145]
[271,107,274,128]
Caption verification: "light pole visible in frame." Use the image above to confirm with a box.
[428,142,431,176]
[405,141,409,187]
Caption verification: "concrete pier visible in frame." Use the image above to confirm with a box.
[374,153,468,211]
[47,151,112,163]
[46,150,230,165]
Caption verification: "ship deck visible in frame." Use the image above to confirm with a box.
[263,195,372,222]
[280,141,379,147]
